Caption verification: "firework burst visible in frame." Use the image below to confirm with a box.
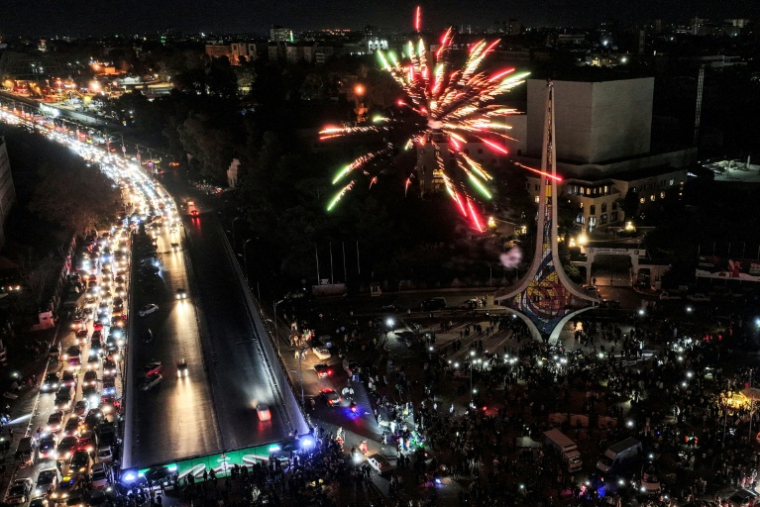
[321,7,553,230]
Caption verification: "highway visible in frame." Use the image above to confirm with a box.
[125,216,222,469]
[182,210,307,449]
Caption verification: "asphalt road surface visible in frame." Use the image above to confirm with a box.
[126,223,221,468]
[182,214,298,450]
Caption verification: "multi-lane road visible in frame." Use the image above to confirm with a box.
[0,104,307,492]
[124,210,221,469]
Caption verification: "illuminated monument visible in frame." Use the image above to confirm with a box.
[495,82,598,342]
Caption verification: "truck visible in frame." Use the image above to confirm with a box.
[596,437,642,474]
[544,429,582,473]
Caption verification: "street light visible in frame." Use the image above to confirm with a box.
[469,350,477,407]
[273,299,285,356]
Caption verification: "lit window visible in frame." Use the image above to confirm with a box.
[639,197,645,204]
[669,179,675,186]
[650,194,655,201]
[660,192,665,199]
[534,196,540,203]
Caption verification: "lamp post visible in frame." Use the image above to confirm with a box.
[469,350,476,407]
[273,299,285,356]
[297,348,305,408]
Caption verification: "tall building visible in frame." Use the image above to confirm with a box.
[526,78,654,166]
[269,26,294,43]
[521,78,696,232]
[0,138,16,250]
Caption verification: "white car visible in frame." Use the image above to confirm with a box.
[90,463,109,489]
[659,291,681,300]
[686,293,710,302]
[312,347,331,360]
[97,446,113,464]
[138,304,159,317]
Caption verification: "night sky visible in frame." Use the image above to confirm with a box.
[1,0,756,37]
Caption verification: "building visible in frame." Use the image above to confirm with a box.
[0,138,16,250]
[521,78,696,232]
[526,78,654,166]
[205,43,264,65]
[414,115,527,195]
[270,26,294,43]
[505,19,522,36]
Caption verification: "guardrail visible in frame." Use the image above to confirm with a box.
[215,220,308,437]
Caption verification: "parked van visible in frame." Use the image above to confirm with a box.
[420,297,447,311]
[16,437,35,467]
[596,437,642,473]
[544,429,582,473]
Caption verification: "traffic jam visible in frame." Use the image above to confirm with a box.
[0,102,182,506]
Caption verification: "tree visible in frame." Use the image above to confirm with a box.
[621,188,639,222]
[29,158,119,234]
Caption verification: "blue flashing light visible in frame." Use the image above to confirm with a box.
[123,472,136,482]
[268,444,281,453]
[300,437,314,449]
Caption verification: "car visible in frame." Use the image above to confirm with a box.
[46,411,65,432]
[191,209,199,217]
[83,371,98,387]
[171,242,180,251]
[312,347,331,361]
[64,346,81,361]
[641,462,661,494]
[420,297,447,311]
[687,292,711,302]
[33,468,60,498]
[61,371,77,388]
[70,319,85,331]
[42,373,60,392]
[256,404,272,422]
[50,475,79,500]
[176,288,187,299]
[64,417,83,437]
[76,434,95,454]
[90,463,108,489]
[102,359,117,376]
[659,291,682,300]
[82,385,99,403]
[140,373,162,391]
[69,450,90,473]
[458,298,483,309]
[29,498,50,507]
[599,299,621,309]
[39,434,58,459]
[314,364,333,378]
[95,424,115,447]
[727,489,759,507]
[378,304,402,313]
[55,387,73,411]
[177,359,188,377]
[138,304,158,317]
[84,409,104,431]
[75,329,89,342]
[86,354,101,370]
[583,285,600,296]
[56,437,78,461]
[5,478,33,504]
[111,315,126,327]
[96,446,113,464]
[320,388,342,407]
[92,321,103,332]
[142,361,162,376]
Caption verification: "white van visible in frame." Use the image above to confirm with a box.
[544,429,582,473]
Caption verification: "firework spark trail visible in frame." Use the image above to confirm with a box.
[320,6,549,231]
[326,180,356,211]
